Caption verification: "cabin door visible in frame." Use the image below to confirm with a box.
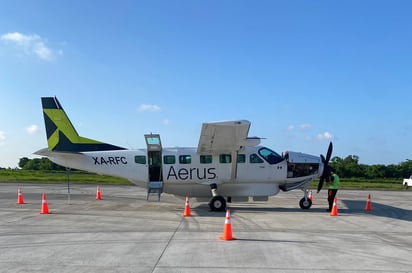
[144,134,163,182]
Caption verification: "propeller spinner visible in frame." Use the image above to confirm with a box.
[317,142,333,193]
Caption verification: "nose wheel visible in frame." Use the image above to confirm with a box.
[299,197,312,209]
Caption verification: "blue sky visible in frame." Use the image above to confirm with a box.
[1,0,411,168]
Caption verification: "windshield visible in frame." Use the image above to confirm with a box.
[258,147,284,164]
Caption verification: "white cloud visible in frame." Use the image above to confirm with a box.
[0,131,6,145]
[300,123,312,130]
[288,123,311,131]
[1,32,63,61]
[317,131,335,140]
[138,104,161,112]
[304,135,313,141]
[26,125,39,135]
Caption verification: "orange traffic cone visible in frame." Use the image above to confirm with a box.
[330,198,338,216]
[220,209,236,240]
[309,190,313,203]
[96,186,102,200]
[40,193,50,214]
[17,188,25,204]
[183,196,191,217]
[364,194,372,211]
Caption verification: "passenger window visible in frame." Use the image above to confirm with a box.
[200,155,212,164]
[179,155,192,164]
[250,154,264,163]
[219,154,231,163]
[135,155,146,164]
[163,155,175,164]
[237,154,245,163]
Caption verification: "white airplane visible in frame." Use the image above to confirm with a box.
[35,97,333,211]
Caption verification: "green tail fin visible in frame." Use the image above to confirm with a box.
[41,97,125,152]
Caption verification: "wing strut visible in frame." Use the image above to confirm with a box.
[230,151,238,183]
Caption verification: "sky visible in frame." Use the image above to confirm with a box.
[1,0,411,168]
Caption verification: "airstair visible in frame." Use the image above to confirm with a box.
[146,181,163,201]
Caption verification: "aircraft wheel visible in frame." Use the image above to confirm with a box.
[404,183,409,190]
[209,196,227,211]
[299,197,312,209]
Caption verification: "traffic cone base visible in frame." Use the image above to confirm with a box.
[364,194,372,211]
[183,196,191,217]
[96,186,102,200]
[220,230,237,241]
[40,193,50,214]
[17,188,25,204]
[220,209,236,240]
[330,198,338,216]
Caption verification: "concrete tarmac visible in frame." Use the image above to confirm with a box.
[0,183,411,273]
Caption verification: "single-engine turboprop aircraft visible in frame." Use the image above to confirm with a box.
[35,97,333,211]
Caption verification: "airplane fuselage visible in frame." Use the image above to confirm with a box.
[38,145,321,201]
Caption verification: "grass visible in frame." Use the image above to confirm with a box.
[311,178,405,190]
[0,170,406,190]
[0,169,132,185]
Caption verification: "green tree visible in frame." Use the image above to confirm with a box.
[18,157,30,169]
[385,164,402,178]
[365,164,386,179]
[400,160,412,178]
[18,157,66,171]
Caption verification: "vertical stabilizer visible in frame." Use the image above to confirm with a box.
[41,97,125,152]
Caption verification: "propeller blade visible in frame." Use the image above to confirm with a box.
[318,142,333,193]
[317,177,324,193]
[325,142,333,162]
[324,166,331,182]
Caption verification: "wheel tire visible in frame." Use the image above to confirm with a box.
[404,183,409,190]
[209,196,227,211]
[299,197,312,209]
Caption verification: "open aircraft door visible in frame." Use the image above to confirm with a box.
[145,134,163,182]
[145,134,163,200]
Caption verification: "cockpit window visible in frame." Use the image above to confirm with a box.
[259,147,284,164]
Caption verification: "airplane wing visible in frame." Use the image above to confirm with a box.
[197,120,261,183]
[197,120,260,154]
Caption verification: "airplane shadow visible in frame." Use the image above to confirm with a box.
[341,199,412,222]
[191,204,326,216]
[234,238,315,244]
[191,201,412,222]
[189,205,230,217]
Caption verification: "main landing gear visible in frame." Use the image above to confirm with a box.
[208,183,227,211]
[299,189,312,209]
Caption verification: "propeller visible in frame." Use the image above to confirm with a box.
[317,142,333,193]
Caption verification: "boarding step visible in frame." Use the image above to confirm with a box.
[147,181,163,201]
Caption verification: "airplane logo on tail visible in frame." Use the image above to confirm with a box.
[41,97,125,152]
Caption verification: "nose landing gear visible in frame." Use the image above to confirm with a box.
[299,189,312,209]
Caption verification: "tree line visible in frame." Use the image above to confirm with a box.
[330,155,412,179]
[4,156,411,179]
[16,157,67,171]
